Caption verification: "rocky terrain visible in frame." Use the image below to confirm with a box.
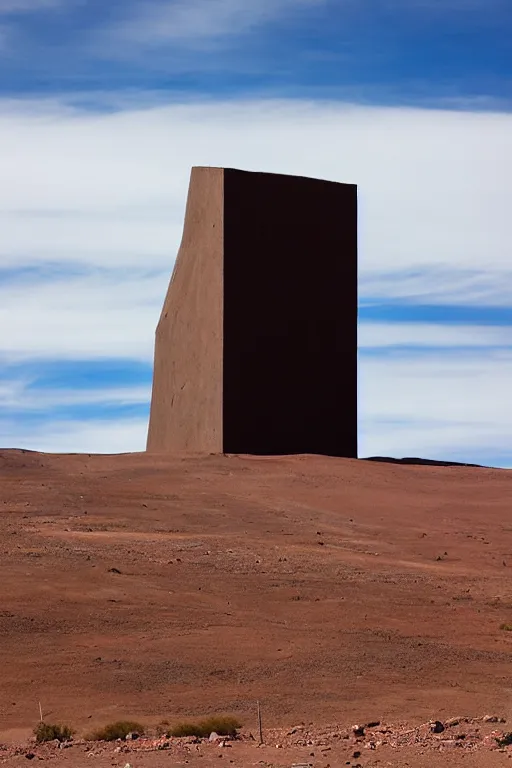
[2,715,512,767]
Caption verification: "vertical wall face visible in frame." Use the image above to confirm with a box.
[222,169,357,457]
[146,167,224,453]
[147,166,358,457]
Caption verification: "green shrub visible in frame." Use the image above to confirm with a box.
[34,722,74,743]
[496,732,512,747]
[89,720,145,741]
[500,623,512,631]
[170,715,242,738]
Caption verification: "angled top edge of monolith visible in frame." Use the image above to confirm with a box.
[191,165,357,189]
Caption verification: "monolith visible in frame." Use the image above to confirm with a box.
[147,166,357,456]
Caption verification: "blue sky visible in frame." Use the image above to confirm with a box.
[0,0,511,463]
[0,0,511,107]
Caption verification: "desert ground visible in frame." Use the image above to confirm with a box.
[2,448,512,766]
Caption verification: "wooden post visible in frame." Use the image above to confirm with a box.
[38,702,43,723]
[257,700,263,744]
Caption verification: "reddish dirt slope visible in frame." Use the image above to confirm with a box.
[2,449,512,747]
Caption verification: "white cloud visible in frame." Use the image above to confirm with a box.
[0,378,151,410]
[101,0,323,48]
[0,270,164,361]
[0,98,510,282]
[359,322,512,349]
[359,351,512,463]
[0,211,179,269]
[360,269,512,307]
[0,416,148,453]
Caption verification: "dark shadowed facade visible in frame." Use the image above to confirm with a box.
[146,166,357,457]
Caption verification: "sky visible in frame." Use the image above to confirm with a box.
[0,0,511,464]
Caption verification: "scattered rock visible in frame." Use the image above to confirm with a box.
[157,741,171,750]
[438,739,458,748]
[209,732,220,742]
[2,713,510,763]
[108,567,122,574]
[445,717,461,727]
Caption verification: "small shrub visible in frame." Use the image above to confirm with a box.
[169,715,242,739]
[496,732,512,747]
[500,623,512,631]
[170,721,203,738]
[89,720,145,741]
[155,721,170,737]
[34,722,74,743]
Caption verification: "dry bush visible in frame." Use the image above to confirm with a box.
[88,720,144,741]
[34,722,74,743]
[169,715,242,738]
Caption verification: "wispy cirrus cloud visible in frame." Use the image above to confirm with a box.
[359,323,512,351]
[0,0,65,14]
[360,350,512,464]
[360,268,512,308]
[0,268,163,362]
[0,368,150,410]
[0,414,149,454]
[0,98,510,277]
[100,0,324,48]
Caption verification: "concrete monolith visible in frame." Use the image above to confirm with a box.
[147,167,357,456]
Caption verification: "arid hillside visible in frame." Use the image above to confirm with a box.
[2,449,512,747]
